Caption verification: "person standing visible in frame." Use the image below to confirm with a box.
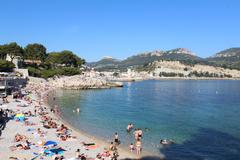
[75,149,80,159]
[136,138,142,155]
[114,132,119,145]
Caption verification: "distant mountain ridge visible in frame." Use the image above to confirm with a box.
[88,48,240,71]
[212,48,240,58]
[206,48,240,69]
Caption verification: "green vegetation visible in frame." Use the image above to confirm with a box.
[0,60,15,72]
[24,43,47,62]
[206,48,240,70]
[0,42,85,78]
[89,48,240,72]
[188,71,232,78]
[89,49,210,72]
[159,72,184,77]
[28,67,81,79]
[0,42,23,62]
[45,50,85,68]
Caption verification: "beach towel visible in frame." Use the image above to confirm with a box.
[85,144,99,150]
[50,148,66,153]
[44,148,65,156]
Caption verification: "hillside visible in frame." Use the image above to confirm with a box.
[89,48,208,71]
[150,60,240,78]
[87,57,120,71]
[88,48,240,72]
[206,48,240,70]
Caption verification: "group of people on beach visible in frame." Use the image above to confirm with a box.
[127,126,143,155]
[0,81,178,160]
[1,82,132,160]
[108,123,144,156]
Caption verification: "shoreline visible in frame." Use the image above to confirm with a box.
[0,82,145,160]
[16,76,239,159]
[113,77,240,82]
[44,88,160,159]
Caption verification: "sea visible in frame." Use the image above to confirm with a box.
[48,80,240,160]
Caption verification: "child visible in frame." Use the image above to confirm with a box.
[129,143,134,152]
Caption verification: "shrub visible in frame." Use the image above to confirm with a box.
[113,72,119,77]
[61,67,81,76]
[41,67,81,79]
[159,72,183,77]
[41,69,58,78]
[27,67,41,77]
[0,60,15,72]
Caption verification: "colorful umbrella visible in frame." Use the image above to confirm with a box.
[44,141,57,146]
[15,113,25,118]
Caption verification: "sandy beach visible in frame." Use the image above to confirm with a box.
[0,82,140,160]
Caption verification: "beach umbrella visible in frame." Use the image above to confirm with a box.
[15,113,25,118]
[44,141,57,146]
[15,114,25,121]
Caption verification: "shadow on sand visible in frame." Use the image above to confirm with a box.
[122,128,240,160]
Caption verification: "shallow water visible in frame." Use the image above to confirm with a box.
[49,80,240,159]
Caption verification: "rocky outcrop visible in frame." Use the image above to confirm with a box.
[47,72,123,89]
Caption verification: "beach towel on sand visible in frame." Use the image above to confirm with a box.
[85,144,100,150]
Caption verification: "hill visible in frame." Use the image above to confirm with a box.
[87,57,120,71]
[88,48,240,72]
[206,48,240,70]
[89,48,208,71]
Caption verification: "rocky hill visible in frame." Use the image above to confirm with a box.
[206,48,240,70]
[89,48,208,71]
[150,60,240,78]
[88,48,240,72]
[87,57,120,71]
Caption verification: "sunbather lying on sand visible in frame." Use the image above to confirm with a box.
[10,140,32,151]
[14,133,27,142]
[24,120,36,126]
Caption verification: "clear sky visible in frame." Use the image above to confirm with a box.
[1,0,240,61]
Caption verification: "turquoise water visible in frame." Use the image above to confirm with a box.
[50,80,240,159]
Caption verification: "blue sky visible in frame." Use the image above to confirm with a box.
[1,0,240,61]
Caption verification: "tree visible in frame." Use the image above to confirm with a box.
[24,43,47,62]
[0,42,23,62]
[45,52,61,68]
[59,50,77,67]
[0,45,7,60]
[76,56,86,67]
[0,60,15,72]
[45,50,85,67]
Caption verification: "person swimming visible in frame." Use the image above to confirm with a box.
[144,128,150,132]
[126,123,134,132]
[160,139,175,145]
